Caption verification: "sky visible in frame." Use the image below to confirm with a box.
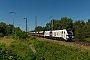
[0,0,90,31]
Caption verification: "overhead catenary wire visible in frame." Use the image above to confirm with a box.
[14,0,23,29]
[67,5,90,20]
[16,0,22,13]
[51,0,59,17]
[49,0,90,21]
[49,0,60,30]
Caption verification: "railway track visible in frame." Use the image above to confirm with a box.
[73,41,90,46]
[35,36,90,47]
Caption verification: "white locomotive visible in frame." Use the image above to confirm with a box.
[30,29,74,41]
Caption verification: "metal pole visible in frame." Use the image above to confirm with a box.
[12,13,14,33]
[52,19,53,30]
[35,16,37,35]
[50,16,53,30]
[23,18,27,37]
[9,12,15,33]
[26,18,27,35]
[28,27,29,33]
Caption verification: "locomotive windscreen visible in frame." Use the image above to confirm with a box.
[67,30,72,37]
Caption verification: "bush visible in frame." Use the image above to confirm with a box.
[8,41,35,59]
[13,30,27,40]
[0,43,18,59]
[0,33,4,37]
[0,41,36,60]
[30,40,90,60]
[85,38,90,42]
[30,36,37,40]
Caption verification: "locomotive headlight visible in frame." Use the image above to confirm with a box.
[66,35,69,39]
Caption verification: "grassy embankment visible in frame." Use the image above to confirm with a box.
[29,36,90,60]
[0,37,35,60]
[1,36,90,60]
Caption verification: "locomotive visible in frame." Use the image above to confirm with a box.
[30,29,74,41]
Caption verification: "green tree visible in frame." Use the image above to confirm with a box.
[44,17,73,31]
[0,22,6,36]
[59,17,73,30]
[35,26,46,31]
[73,20,85,40]
[85,19,90,38]
[13,27,27,40]
[5,24,13,36]
[0,22,13,36]
[45,23,51,30]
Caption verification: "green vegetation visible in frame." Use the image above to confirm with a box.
[12,27,27,40]
[0,40,35,60]
[1,17,90,59]
[0,22,13,36]
[85,38,90,42]
[29,37,90,60]
[0,21,34,60]
[0,22,27,40]
[0,33,4,37]
[1,36,90,60]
